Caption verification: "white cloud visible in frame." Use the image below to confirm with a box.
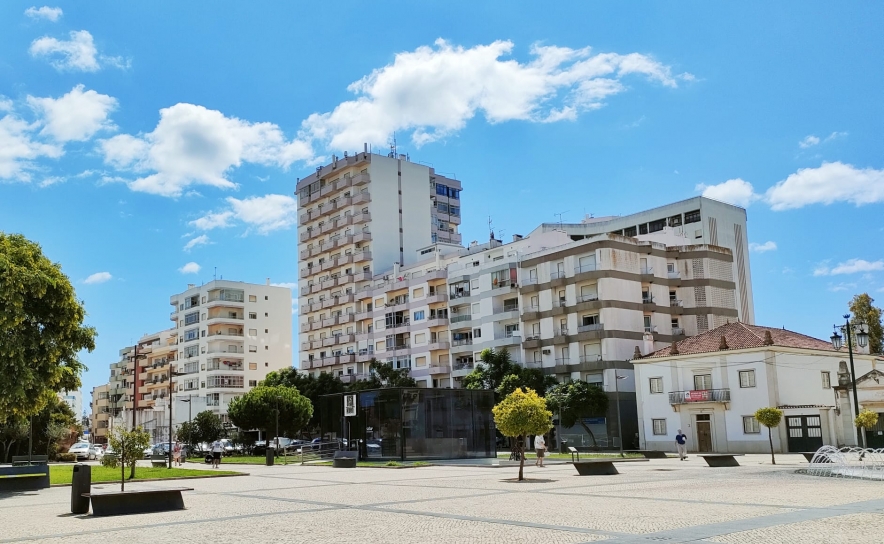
[749,241,777,253]
[83,271,112,284]
[270,282,297,290]
[798,135,820,148]
[765,162,884,211]
[696,178,759,207]
[301,39,688,150]
[192,194,299,235]
[814,259,884,276]
[0,114,63,182]
[183,234,210,252]
[29,30,128,72]
[25,6,62,21]
[100,104,312,197]
[27,84,117,142]
[39,176,64,187]
[0,97,13,112]
[178,262,201,274]
[829,282,857,293]
[825,131,848,142]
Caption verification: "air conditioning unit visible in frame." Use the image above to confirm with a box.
[542,349,552,355]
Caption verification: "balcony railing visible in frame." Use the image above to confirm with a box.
[578,323,603,333]
[452,339,473,347]
[575,264,597,274]
[577,294,599,303]
[503,303,519,312]
[672,327,685,336]
[556,327,569,336]
[667,271,681,279]
[453,360,474,370]
[550,270,566,280]
[670,299,683,307]
[641,267,654,275]
[450,314,472,324]
[669,389,731,405]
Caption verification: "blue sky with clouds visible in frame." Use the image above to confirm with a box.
[2,2,883,408]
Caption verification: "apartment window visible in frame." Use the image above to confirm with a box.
[652,419,667,435]
[413,310,425,321]
[414,333,426,344]
[505,324,519,337]
[694,374,713,390]
[684,210,701,224]
[248,328,257,336]
[249,295,257,302]
[473,328,482,338]
[265,296,269,300]
[249,363,257,370]
[649,377,663,394]
[582,314,600,327]
[249,345,258,353]
[248,380,257,388]
[413,287,424,298]
[822,371,831,389]
[739,370,756,388]
[415,356,427,367]
[265,312,269,317]
[643,315,652,332]
[265,328,268,333]
[743,416,761,434]
[249,312,257,319]
[265,346,269,350]
[184,328,198,342]
[184,311,199,325]
[183,345,199,358]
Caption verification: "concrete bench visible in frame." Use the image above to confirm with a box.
[11,455,48,466]
[698,454,743,467]
[571,458,648,475]
[150,454,168,467]
[0,465,50,492]
[626,450,670,459]
[84,487,193,516]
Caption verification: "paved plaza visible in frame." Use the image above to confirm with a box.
[3,454,884,543]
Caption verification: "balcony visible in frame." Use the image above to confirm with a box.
[503,302,519,312]
[452,339,473,347]
[425,293,448,304]
[672,327,685,336]
[580,354,602,363]
[427,341,450,351]
[449,314,472,324]
[640,267,654,275]
[575,264,597,274]
[668,271,681,280]
[555,358,573,366]
[669,389,731,405]
[522,277,539,286]
[578,323,604,333]
[427,364,451,374]
[577,294,599,304]
[207,346,245,355]
[642,296,655,305]
[207,359,244,371]
[453,360,474,371]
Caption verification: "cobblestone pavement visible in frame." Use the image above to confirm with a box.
[3,454,884,543]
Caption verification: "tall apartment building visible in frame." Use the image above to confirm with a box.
[57,390,82,418]
[167,280,293,429]
[531,197,754,324]
[296,151,463,372]
[90,384,109,444]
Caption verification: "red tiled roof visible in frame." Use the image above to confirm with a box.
[641,322,836,358]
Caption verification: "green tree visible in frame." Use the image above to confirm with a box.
[227,385,313,440]
[546,381,609,449]
[754,407,783,465]
[497,368,557,399]
[0,416,29,463]
[0,233,97,418]
[855,409,879,435]
[349,360,417,391]
[492,388,553,481]
[176,420,198,453]
[263,368,345,430]
[104,426,150,489]
[192,410,223,445]
[850,293,884,354]
[464,349,555,401]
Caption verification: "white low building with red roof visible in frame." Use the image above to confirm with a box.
[633,321,882,454]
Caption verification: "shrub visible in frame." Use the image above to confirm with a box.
[385,460,401,467]
[101,453,119,469]
[856,409,879,430]
[55,453,76,462]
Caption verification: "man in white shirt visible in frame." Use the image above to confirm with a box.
[534,434,547,467]
[210,440,224,468]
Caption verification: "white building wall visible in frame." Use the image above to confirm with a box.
[367,156,402,269]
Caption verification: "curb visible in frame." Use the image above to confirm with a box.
[51,472,249,487]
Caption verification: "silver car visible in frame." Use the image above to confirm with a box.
[68,442,94,460]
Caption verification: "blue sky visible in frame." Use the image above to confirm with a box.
[2,2,883,410]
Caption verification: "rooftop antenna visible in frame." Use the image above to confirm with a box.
[389,133,397,158]
[488,216,495,241]
[214,267,217,281]
[554,210,569,230]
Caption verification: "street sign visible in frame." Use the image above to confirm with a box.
[344,394,357,417]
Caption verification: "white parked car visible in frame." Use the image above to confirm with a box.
[68,442,94,461]
[89,444,105,459]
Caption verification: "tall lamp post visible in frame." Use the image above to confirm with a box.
[127,345,147,429]
[167,363,185,469]
[830,314,869,448]
[614,372,627,458]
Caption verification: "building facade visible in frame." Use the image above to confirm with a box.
[57,390,82,419]
[633,322,879,454]
[90,384,110,444]
[296,151,463,377]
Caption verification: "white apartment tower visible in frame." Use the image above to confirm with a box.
[168,280,293,424]
[296,151,463,373]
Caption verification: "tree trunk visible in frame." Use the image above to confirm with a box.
[129,460,136,479]
[768,427,776,465]
[578,420,599,449]
[518,435,525,481]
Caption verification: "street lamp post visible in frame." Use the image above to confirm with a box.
[831,314,869,448]
[614,372,627,458]
[127,345,147,429]
[167,363,185,469]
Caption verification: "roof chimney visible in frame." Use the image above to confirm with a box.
[719,336,729,350]
[763,330,774,346]
[266,278,270,286]
[633,346,642,359]
[512,234,523,242]
[671,341,680,355]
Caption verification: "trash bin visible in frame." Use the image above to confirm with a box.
[333,450,357,468]
[71,463,91,514]
[559,439,569,454]
[265,447,275,466]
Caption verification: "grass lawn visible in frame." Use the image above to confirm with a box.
[49,465,240,485]
[191,455,276,465]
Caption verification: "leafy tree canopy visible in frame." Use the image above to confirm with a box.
[850,293,884,354]
[263,367,345,427]
[349,360,417,391]
[192,410,223,443]
[463,349,555,401]
[227,385,313,438]
[0,233,96,418]
[754,406,783,465]
[104,426,151,487]
[546,380,609,429]
[493,388,553,439]
[856,409,879,430]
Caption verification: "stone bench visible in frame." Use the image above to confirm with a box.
[84,487,193,516]
[0,465,50,492]
[626,450,670,459]
[571,458,648,475]
[150,454,168,467]
[698,454,743,467]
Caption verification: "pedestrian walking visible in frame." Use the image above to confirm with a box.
[210,439,224,468]
[676,429,688,460]
[534,434,547,467]
[173,441,182,466]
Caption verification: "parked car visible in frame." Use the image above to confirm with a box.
[89,444,105,460]
[68,442,94,461]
